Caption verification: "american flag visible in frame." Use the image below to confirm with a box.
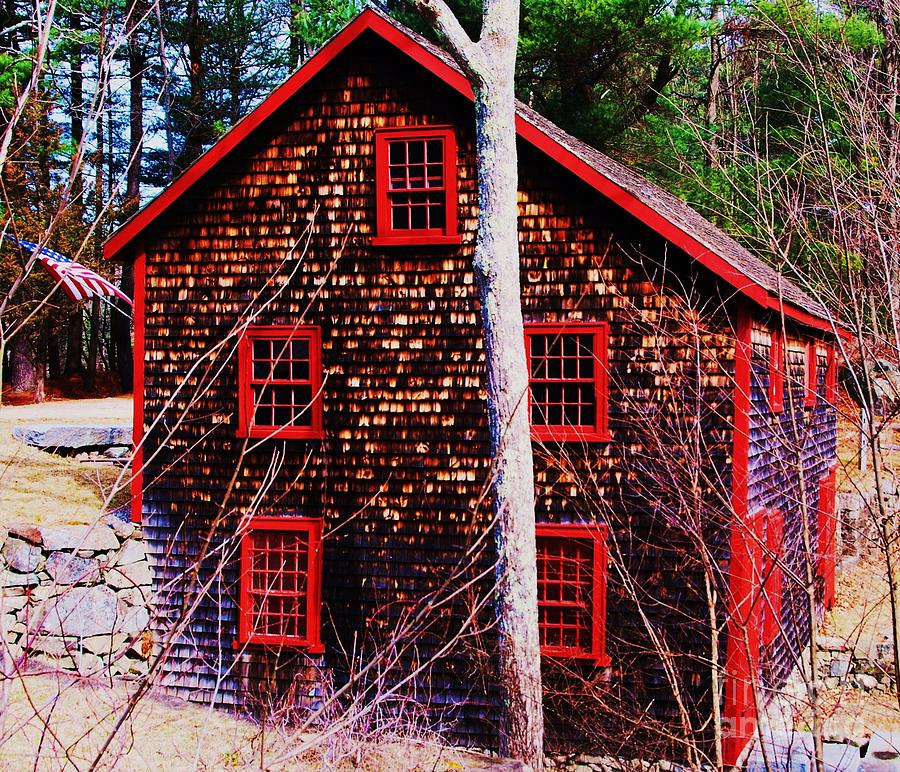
[4,234,133,307]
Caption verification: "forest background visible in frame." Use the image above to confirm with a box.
[0,0,894,398]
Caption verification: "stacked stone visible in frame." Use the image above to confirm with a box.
[0,516,153,677]
[819,635,897,693]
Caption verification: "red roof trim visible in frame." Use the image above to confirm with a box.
[104,8,837,335]
[104,11,387,261]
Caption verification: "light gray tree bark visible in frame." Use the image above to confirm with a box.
[403,0,544,767]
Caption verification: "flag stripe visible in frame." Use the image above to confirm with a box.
[4,234,133,307]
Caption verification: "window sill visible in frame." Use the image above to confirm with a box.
[237,427,324,441]
[532,428,610,443]
[234,638,325,654]
[372,234,462,247]
[542,649,611,667]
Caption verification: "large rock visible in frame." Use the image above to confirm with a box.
[13,425,132,451]
[81,633,129,656]
[45,552,99,585]
[103,514,135,539]
[2,538,43,572]
[8,524,42,546]
[3,571,41,587]
[105,561,152,589]
[38,524,119,552]
[110,540,146,567]
[37,585,130,638]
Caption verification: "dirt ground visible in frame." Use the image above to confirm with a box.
[0,669,496,771]
[0,396,132,529]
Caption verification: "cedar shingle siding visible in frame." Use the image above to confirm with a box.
[120,12,840,764]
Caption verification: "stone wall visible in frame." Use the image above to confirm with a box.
[0,516,153,677]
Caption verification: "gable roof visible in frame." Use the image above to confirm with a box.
[105,7,838,335]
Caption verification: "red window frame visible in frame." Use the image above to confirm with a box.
[805,340,819,407]
[237,325,324,440]
[761,508,783,646]
[826,344,838,406]
[818,467,838,610]
[373,126,460,246]
[238,516,324,650]
[769,327,784,413]
[535,523,609,665]
[525,323,609,442]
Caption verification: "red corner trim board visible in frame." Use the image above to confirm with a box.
[130,246,146,524]
[724,302,758,767]
[103,9,835,336]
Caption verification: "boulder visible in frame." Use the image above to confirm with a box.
[8,524,42,545]
[830,654,852,678]
[13,425,132,451]
[0,593,28,612]
[818,635,851,652]
[38,585,122,638]
[868,732,900,760]
[38,524,119,552]
[2,538,43,573]
[81,633,129,656]
[857,673,879,690]
[103,515,135,539]
[105,561,152,589]
[45,553,99,585]
[29,634,74,658]
[110,540,146,568]
[117,586,149,606]
[74,650,105,676]
[119,605,150,634]
[3,571,41,587]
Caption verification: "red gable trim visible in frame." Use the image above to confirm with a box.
[104,8,836,335]
[104,11,388,261]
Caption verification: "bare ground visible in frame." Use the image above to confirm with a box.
[0,668,500,771]
[0,396,132,529]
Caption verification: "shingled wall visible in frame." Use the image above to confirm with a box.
[137,31,830,761]
[748,322,838,694]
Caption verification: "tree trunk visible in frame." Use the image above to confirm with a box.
[705,3,723,167]
[473,79,544,767]
[9,333,36,393]
[113,262,134,391]
[85,298,100,391]
[410,0,544,765]
[182,0,208,166]
[65,308,82,374]
[125,0,145,217]
[70,6,84,203]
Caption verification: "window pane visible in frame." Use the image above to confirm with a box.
[528,331,600,430]
[407,140,425,164]
[536,534,595,655]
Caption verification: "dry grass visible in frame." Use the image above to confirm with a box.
[0,396,132,530]
[0,668,497,771]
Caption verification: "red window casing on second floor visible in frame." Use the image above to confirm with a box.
[805,340,819,407]
[238,325,324,440]
[373,126,459,246]
[769,327,784,413]
[238,516,324,650]
[535,523,609,665]
[826,344,838,406]
[525,323,609,442]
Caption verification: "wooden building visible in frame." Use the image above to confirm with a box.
[106,9,842,767]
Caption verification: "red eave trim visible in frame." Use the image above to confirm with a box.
[103,7,844,339]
